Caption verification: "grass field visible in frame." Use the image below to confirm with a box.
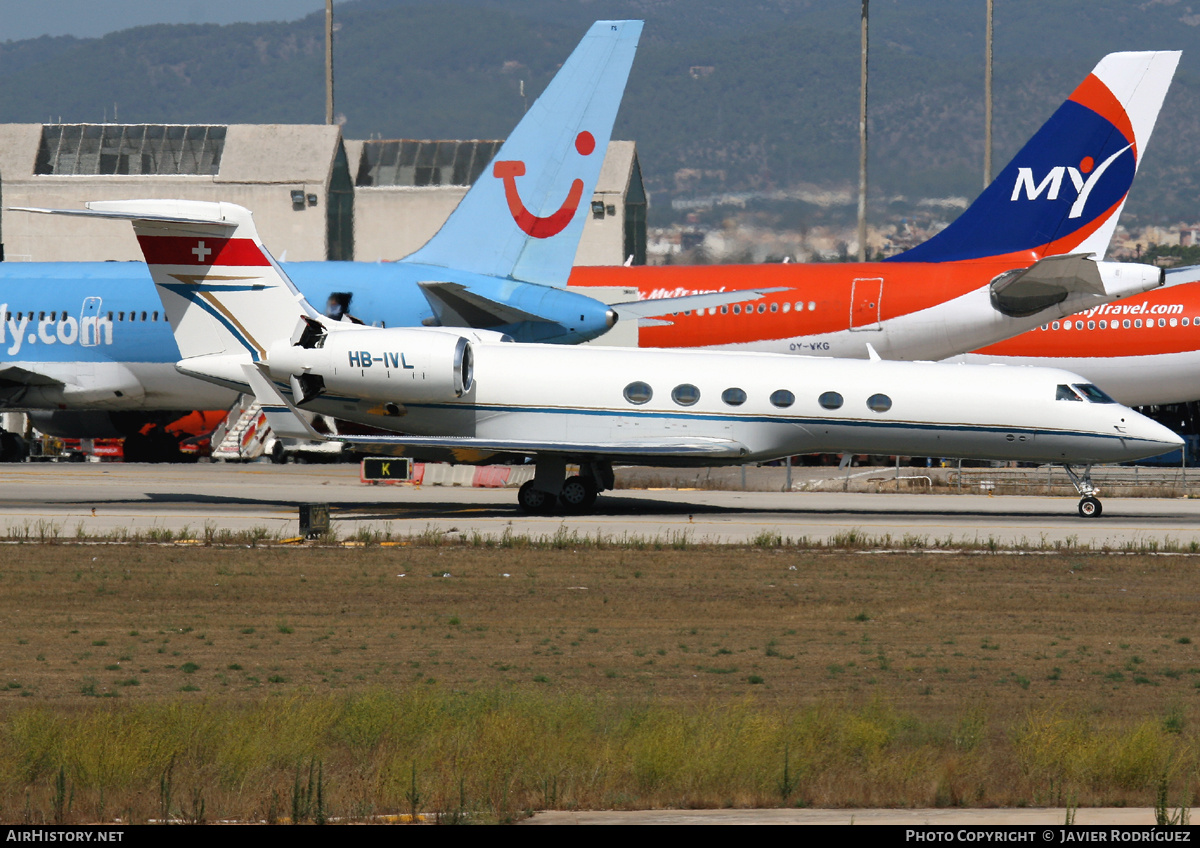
[2,539,1200,822]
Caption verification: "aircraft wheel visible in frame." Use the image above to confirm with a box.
[1078,496,1103,519]
[0,432,27,463]
[518,480,557,515]
[559,476,597,513]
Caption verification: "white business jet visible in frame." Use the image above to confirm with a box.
[26,200,1182,518]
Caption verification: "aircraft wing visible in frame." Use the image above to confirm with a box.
[0,364,64,389]
[610,288,789,327]
[331,434,748,459]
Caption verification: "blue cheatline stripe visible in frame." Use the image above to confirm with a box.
[166,288,261,361]
[254,381,1172,449]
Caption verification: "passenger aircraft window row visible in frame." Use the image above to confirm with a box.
[673,300,819,317]
[4,311,160,322]
[1041,316,1198,331]
[622,382,891,413]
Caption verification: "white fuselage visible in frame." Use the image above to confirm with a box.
[265,336,1182,466]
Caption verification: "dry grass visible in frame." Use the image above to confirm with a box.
[2,543,1200,820]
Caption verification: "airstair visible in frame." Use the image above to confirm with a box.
[211,395,270,462]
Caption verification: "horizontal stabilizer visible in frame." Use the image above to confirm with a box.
[418,281,544,328]
[1163,264,1200,289]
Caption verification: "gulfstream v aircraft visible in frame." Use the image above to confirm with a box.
[568,51,1181,362]
[60,199,1181,518]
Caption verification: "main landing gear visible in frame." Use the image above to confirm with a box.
[1063,464,1103,519]
[516,458,613,515]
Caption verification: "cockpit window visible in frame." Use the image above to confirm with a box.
[1073,383,1117,404]
[1056,384,1083,402]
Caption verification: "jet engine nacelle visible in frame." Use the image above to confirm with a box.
[266,327,475,406]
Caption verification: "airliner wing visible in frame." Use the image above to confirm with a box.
[0,364,64,388]
[610,288,790,327]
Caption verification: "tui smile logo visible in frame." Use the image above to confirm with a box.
[492,131,596,238]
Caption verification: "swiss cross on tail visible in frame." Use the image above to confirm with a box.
[136,235,271,267]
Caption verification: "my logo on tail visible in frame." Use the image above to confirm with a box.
[492,131,596,238]
[1010,145,1133,220]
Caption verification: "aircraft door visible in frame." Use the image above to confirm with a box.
[849,278,883,331]
[79,298,102,347]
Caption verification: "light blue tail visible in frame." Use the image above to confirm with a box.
[402,20,642,286]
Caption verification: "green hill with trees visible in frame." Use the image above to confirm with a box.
[3,0,1200,225]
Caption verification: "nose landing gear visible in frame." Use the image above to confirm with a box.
[1063,465,1103,518]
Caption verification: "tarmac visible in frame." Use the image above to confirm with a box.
[0,461,1197,547]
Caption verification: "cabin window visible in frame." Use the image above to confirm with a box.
[153,311,159,321]
[769,389,795,409]
[721,388,747,407]
[866,393,892,413]
[118,312,125,321]
[1099,321,1107,329]
[1052,321,1061,330]
[1184,318,1191,327]
[129,312,136,322]
[1087,321,1095,330]
[1056,384,1083,401]
[720,305,727,314]
[1134,319,1142,328]
[818,391,843,410]
[1159,318,1167,327]
[1075,321,1083,330]
[671,384,700,406]
[38,312,44,321]
[770,303,778,313]
[623,381,653,405]
[807,301,816,311]
[733,305,741,315]
[782,303,791,313]
[794,302,804,312]
[1171,318,1178,327]
[1073,383,1117,404]
[757,303,766,314]
[1124,319,1131,328]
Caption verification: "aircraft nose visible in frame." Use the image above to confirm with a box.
[1122,412,1183,454]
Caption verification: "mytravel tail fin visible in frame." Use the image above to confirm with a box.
[893,51,1179,264]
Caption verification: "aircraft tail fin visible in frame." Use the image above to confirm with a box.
[15,200,323,362]
[892,51,1179,264]
[402,20,642,286]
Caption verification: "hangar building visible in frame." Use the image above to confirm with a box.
[0,123,646,268]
